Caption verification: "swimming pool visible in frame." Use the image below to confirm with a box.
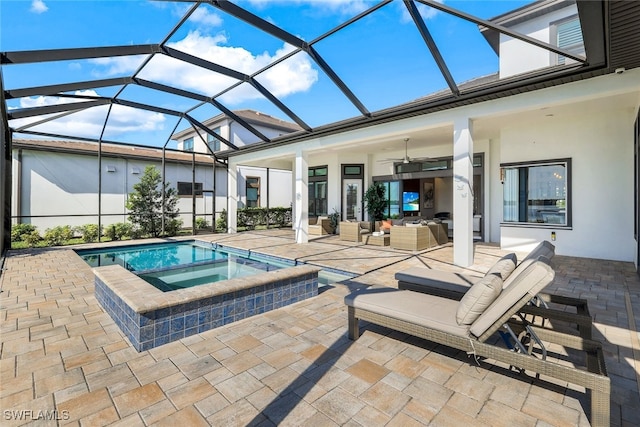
[77,240,354,351]
[78,241,290,292]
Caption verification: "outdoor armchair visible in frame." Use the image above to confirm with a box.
[308,216,333,235]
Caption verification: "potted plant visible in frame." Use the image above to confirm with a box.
[328,207,341,234]
[364,182,387,232]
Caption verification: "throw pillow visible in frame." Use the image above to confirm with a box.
[456,274,502,325]
[485,253,517,280]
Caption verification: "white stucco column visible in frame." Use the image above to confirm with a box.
[453,116,474,267]
[227,161,238,233]
[293,148,309,243]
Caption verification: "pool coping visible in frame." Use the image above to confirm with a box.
[93,263,322,314]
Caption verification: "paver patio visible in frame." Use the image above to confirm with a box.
[1,230,639,426]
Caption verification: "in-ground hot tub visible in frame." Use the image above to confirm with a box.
[79,241,321,351]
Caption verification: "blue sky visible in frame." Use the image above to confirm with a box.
[1,0,533,147]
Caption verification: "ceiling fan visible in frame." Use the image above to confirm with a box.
[378,138,432,164]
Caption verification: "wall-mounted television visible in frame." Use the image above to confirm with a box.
[402,191,420,212]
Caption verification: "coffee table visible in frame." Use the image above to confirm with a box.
[365,234,390,246]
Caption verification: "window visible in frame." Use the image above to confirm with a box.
[183,137,194,152]
[246,176,260,208]
[553,15,584,65]
[207,127,221,152]
[501,159,570,226]
[309,166,328,216]
[178,182,203,197]
[378,181,400,218]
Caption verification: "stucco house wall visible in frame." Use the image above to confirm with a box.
[499,3,578,78]
[499,105,636,261]
[12,148,215,231]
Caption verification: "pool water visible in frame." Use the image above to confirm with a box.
[77,241,352,292]
[78,241,290,292]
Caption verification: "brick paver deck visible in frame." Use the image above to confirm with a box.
[1,231,639,426]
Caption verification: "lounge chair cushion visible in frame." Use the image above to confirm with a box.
[396,267,479,296]
[456,274,502,325]
[470,256,554,338]
[345,287,471,337]
[522,240,555,263]
[485,253,517,281]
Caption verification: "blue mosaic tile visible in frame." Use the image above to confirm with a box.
[197,322,211,333]
[139,313,154,327]
[170,331,184,341]
[140,325,154,342]
[170,316,185,333]
[211,304,222,319]
[96,264,318,352]
[184,313,198,330]
[140,341,154,352]
[198,309,211,324]
[154,335,170,347]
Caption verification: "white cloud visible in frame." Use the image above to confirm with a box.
[30,0,48,14]
[90,55,147,77]
[190,7,223,27]
[10,91,165,139]
[400,0,443,23]
[92,31,318,104]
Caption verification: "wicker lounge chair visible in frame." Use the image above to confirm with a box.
[344,256,609,427]
[394,240,593,338]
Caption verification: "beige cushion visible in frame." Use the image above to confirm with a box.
[344,287,471,338]
[485,253,517,281]
[522,241,555,263]
[456,274,502,325]
[470,256,554,338]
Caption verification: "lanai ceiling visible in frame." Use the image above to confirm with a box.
[0,0,615,162]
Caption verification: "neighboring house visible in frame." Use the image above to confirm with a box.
[221,0,640,268]
[170,109,300,209]
[11,139,219,231]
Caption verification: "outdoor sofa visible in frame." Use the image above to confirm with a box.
[344,256,610,427]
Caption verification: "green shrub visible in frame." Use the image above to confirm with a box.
[216,209,227,232]
[76,224,101,243]
[164,218,183,237]
[11,223,37,242]
[44,225,74,246]
[105,222,133,241]
[195,217,209,230]
[23,230,42,247]
[129,226,144,240]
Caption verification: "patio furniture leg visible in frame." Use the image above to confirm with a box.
[348,306,360,339]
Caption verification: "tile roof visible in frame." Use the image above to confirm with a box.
[12,139,217,165]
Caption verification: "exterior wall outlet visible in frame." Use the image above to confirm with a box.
[551,231,556,241]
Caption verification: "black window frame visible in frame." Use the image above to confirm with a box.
[500,158,572,228]
[245,176,260,208]
[177,181,203,197]
[309,165,328,217]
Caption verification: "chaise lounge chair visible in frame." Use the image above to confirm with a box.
[344,256,609,427]
[395,241,593,338]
